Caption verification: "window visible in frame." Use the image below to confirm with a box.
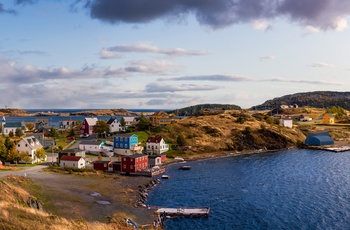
[18,144,20,147]
[123,165,126,169]
[130,165,133,169]
[131,158,133,162]
[104,163,107,167]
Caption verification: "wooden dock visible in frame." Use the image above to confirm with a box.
[155,207,210,217]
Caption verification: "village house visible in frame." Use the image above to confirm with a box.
[279,118,293,128]
[80,117,98,135]
[121,154,148,174]
[78,140,107,154]
[27,133,55,149]
[58,148,86,163]
[60,155,85,169]
[124,116,136,127]
[146,136,169,155]
[35,118,49,131]
[107,117,125,133]
[149,111,171,126]
[148,154,167,167]
[113,133,143,155]
[17,136,44,164]
[323,113,335,124]
[299,114,312,122]
[1,117,25,136]
[59,119,77,129]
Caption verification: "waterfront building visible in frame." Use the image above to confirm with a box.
[121,154,148,174]
[304,132,334,146]
[146,136,169,155]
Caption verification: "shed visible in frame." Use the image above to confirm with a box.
[60,156,85,169]
[305,132,334,146]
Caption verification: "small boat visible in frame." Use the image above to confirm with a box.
[161,175,170,179]
[174,157,184,162]
[179,165,191,170]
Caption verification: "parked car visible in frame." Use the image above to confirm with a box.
[66,136,75,140]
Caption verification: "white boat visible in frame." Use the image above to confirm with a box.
[174,157,184,162]
[161,175,170,179]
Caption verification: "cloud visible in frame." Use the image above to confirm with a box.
[265,78,342,85]
[2,50,49,56]
[104,60,180,77]
[260,55,276,61]
[0,3,16,14]
[252,20,271,31]
[14,0,38,5]
[159,74,251,81]
[311,62,334,68]
[145,82,221,93]
[100,43,208,59]
[83,0,350,31]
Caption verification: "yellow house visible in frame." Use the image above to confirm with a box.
[150,111,171,126]
[323,113,335,124]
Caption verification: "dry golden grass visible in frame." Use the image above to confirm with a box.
[0,176,136,230]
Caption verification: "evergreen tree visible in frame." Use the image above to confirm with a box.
[0,140,7,161]
[137,113,150,131]
[120,117,126,128]
[15,128,23,137]
[176,134,186,146]
[4,137,13,150]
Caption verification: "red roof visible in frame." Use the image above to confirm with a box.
[60,155,82,162]
[147,136,163,143]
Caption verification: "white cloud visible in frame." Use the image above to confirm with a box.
[260,55,276,61]
[252,20,271,31]
[311,62,334,68]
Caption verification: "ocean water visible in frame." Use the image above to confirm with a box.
[147,149,350,230]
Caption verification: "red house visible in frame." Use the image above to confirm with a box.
[121,154,148,173]
[80,117,98,135]
[93,161,121,172]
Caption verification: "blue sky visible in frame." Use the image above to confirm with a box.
[0,0,350,110]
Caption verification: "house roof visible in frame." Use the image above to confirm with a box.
[60,155,83,161]
[147,136,163,143]
[20,136,43,150]
[324,113,334,118]
[107,117,117,124]
[114,133,135,138]
[85,117,98,126]
[122,154,147,159]
[60,148,85,154]
[123,116,135,122]
[79,140,104,145]
[3,122,24,128]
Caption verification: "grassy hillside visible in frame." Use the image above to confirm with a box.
[151,110,306,158]
[0,176,133,230]
[252,91,350,110]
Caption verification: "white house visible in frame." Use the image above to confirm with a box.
[146,136,169,155]
[79,140,105,154]
[2,117,25,136]
[280,118,293,128]
[107,117,124,133]
[107,116,136,133]
[17,136,44,163]
[60,155,85,169]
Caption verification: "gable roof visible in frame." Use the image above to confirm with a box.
[147,136,164,143]
[114,133,135,138]
[79,140,104,145]
[85,117,98,126]
[20,136,43,150]
[107,117,117,124]
[60,155,83,162]
[122,154,147,159]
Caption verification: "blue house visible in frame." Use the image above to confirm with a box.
[114,134,141,155]
[304,132,334,146]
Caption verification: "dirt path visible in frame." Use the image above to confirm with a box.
[1,165,157,226]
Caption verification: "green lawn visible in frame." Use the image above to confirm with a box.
[131,131,149,143]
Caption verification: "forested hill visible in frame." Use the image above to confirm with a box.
[251,91,350,110]
[169,104,241,116]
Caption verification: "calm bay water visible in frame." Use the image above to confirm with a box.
[147,149,350,230]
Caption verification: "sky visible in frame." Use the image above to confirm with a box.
[1,0,350,110]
